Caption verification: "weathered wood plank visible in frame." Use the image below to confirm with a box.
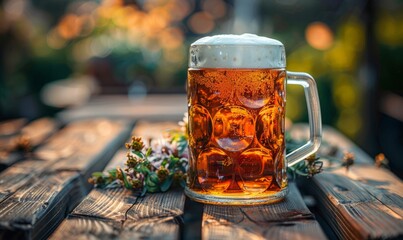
[202,183,327,240]
[0,153,25,172]
[307,172,403,240]
[291,124,403,239]
[0,119,132,203]
[49,216,121,239]
[122,190,185,240]
[72,149,138,220]
[35,119,129,161]
[261,220,329,240]
[126,190,185,221]
[0,119,27,137]
[0,118,58,170]
[71,188,138,222]
[347,165,403,218]
[121,218,181,240]
[290,124,373,164]
[0,171,83,240]
[0,118,133,239]
[0,160,51,203]
[131,121,181,141]
[203,219,326,240]
[19,118,58,148]
[37,118,133,190]
[49,149,138,239]
[57,95,187,122]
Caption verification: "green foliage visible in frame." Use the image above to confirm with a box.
[89,134,188,196]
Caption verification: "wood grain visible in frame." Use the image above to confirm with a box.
[262,220,329,240]
[19,118,58,148]
[50,149,139,239]
[38,118,133,191]
[307,172,403,240]
[126,190,185,221]
[0,171,82,240]
[49,216,121,240]
[71,188,138,222]
[123,190,185,239]
[291,125,403,239]
[202,183,327,240]
[0,153,24,171]
[0,118,133,239]
[0,118,58,170]
[0,160,50,203]
[35,119,129,162]
[290,124,373,164]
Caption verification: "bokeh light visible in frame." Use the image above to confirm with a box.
[202,0,227,19]
[375,11,403,46]
[1,0,402,153]
[305,22,334,50]
[188,11,215,34]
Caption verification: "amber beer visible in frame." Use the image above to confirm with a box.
[187,68,286,195]
[186,34,322,205]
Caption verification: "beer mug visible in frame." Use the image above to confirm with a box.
[185,34,322,205]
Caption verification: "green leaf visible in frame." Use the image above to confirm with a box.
[161,159,168,167]
[160,175,173,192]
[119,168,132,189]
[92,172,104,177]
[141,186,147,196]
[169,156,179,169]
[139,165,150,174]
[133,151,144,159]
[145,147,152,157]
[107,169,117,178]
[149,172,159,184]
[145,175,157,187]
[147,185,160,193]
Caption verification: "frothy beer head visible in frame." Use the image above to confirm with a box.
[189,34,286,69]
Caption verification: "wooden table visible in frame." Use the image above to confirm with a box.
[0,95,402,240]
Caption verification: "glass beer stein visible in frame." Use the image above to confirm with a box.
[185,34,322,205]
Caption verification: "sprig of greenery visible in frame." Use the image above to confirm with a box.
[287,154,323,179]
[88,135,188,196]
[285,134,323,179]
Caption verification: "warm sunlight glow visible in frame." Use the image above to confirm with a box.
[202,0,227,19]
[305,22,334,50]
[188,11,215,34]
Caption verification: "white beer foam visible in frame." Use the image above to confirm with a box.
[189,34,286,69]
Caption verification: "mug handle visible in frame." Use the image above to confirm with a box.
[286,71,322,167]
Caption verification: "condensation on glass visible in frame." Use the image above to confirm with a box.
[186,34,322,205]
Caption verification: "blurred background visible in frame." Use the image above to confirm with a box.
[0,0,402,176]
